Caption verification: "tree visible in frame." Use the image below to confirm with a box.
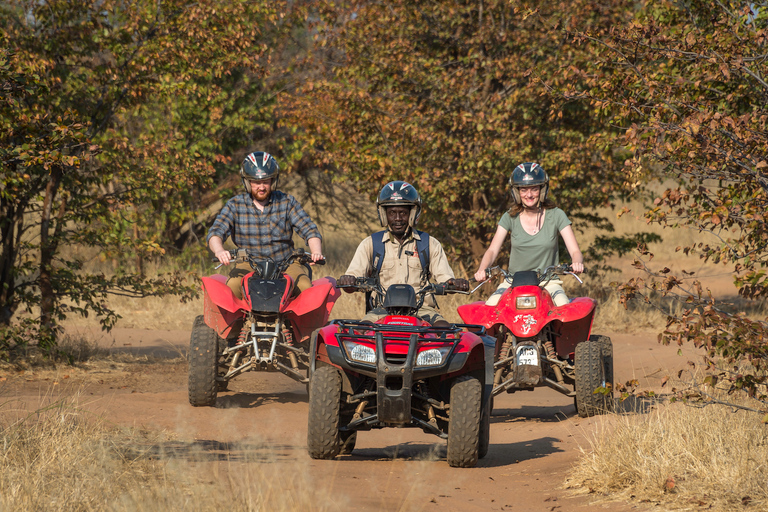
[558,1,768,400]
[282,0,641,270]
[0,0,289,350]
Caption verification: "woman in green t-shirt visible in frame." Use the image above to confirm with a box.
[473,162,584,306]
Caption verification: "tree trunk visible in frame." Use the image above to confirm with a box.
[39,166,64,348]
[0,200,20,326]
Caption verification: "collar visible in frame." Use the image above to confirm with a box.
[384,228,419,244]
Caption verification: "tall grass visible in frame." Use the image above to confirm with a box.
[0,395,337,512]
[566,398,768,511]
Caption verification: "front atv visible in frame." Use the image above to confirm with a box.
[307,279,495,468]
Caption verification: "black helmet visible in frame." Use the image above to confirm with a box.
[240,151,279,194]
[376,181,422,228]
[510,162,549,205]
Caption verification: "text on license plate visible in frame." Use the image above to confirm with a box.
[516,345,538,366]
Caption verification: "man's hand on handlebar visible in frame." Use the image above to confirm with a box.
[214,250,233,266]
[446,278,470,292]
[337,274,358,290]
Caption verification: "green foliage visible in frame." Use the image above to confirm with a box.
[283,0,641,265]
[0,0,291,351]
[558,0,768,398]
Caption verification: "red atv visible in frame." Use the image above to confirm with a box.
[188,250,341,406]
[457,264,613,417]
[307,278,495,468]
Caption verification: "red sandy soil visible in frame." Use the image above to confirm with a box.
[1,326,705,512]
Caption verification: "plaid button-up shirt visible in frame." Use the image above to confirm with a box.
[207,191,322,262]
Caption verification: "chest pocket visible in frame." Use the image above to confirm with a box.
[406,253,423,272]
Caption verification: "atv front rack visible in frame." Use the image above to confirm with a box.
[330,319,486,427]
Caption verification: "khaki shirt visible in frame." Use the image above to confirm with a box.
[344,230,456,308]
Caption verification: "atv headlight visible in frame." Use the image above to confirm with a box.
[516,295,537,309]
[416,347,451,367]
[343,341,376,364]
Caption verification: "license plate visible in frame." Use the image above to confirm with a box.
[516,345,538,366]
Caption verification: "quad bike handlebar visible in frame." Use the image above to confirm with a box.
[213,248,325,275]
[469,263,583,294]
[338,277,467,313]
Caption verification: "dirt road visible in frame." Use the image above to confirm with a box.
[3,327,703,512]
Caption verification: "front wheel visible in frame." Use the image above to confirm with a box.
[447,375,482,468]
[574,335,614,417]
[188,315,219,407]
[307,365,342,459]
[478,395,491,459]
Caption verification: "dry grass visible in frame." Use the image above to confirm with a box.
[566,396,768,511]
[0,395,338,512]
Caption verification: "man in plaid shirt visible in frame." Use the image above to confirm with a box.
[207,151,324,298]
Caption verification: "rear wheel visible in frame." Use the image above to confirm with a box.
[447,375,482,468]
[188,315,219,407]
[574,335,613,417]
[307,365,342,459]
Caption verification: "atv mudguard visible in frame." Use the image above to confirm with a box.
[201,275,250,338]
[283,277,341,342]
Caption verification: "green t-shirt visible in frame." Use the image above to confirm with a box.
[498,207,571,274]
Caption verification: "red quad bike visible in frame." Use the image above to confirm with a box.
[188,249,341,406]
[457,264,613,418]
[307,278,495,468]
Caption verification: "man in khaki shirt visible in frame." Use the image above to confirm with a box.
[338,181,469,326]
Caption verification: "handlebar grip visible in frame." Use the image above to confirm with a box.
[211,249,239,263]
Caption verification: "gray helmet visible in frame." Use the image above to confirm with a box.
[240,151,279,194]
[376,181,422,228]
[510,162,549,205]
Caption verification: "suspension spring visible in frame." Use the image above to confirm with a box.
[495,335,512,386]
[543,341,564,384]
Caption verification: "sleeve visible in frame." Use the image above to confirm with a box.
[206,199,236,244]
[499,211,514,231]
[428,237,456,282]
[344,237,374,277]
[287,194,322,243]
[554,208,572,231]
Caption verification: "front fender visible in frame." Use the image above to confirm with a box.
[309,324,342,374]
[201,276,249,338]
[284,277,342,341]
[457,301,498,328]
[551,297,596,357]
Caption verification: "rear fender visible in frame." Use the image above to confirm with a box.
[201,276,249,338]
[283,277,341,341]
